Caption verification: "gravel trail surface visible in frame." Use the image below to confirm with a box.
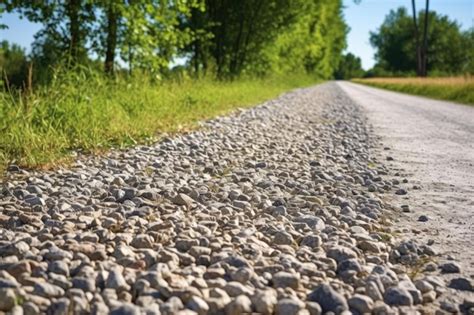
[339,81,474,312]
[339,82,474,270]
[0,82,472,315]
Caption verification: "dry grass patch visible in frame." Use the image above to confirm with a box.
[353,76,474,105]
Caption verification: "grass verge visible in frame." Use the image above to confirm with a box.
[0,70,317,172]
[352,76,474,105]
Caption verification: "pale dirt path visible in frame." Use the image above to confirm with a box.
[337,81,474,281]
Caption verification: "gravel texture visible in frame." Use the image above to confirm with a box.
[0,82,472,314]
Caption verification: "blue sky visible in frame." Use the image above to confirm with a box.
[1,0,473,70]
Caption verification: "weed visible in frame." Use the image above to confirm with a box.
[408,256,436,280]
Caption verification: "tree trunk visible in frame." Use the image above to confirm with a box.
[193,41,200,75]
[105,2,118,75]
[67,0,81,63]
[421,0,430,76]
[411,0,422,76]
[238,1,263,74]
[229,12,245,77]
[190,8,202,76]
[128,43,133,76]
[215,0,227,78]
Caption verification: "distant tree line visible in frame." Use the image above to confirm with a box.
[0,0,349,88]
[369,7,473,77]
[334,53,364,80]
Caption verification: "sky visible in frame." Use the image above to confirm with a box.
[1,1,473,70]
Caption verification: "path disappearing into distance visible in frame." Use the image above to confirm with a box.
[0,82,473,314]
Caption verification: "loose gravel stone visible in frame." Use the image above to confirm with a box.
[417,215,429,222]
[106,269,130,292]
[307,284,348,313]
[187,296,209,315]
[384,287,413,306]
[0,288,16,311]
[272,271,300,289]
[225,295,252,315]
[306,302,322,315]
[449,277,473,292]
[348,294,374,314]
[253,290,277,315]
[275,298,304,315]
[439,261,461,273]
[33,282,65,298]
[110,303,141,315]
[414,279,434,293]
[273,231,294,245]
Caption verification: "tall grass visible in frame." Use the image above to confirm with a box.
[353,76,474,105]
[0,68,317,172]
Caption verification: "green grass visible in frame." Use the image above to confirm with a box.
[352,76,474,105]
[0,69,317,172]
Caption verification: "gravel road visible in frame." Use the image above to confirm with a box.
[339,82,474,270]
[0,82,473,314]
[339,81,474,310]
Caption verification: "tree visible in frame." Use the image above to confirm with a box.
[103,1,119,75]
[187,0,297,78]
[0,41,29,89]
[370,7,471,75]
[8,0,96,65]
[0,4,8,30]
[4,0,349,81]
[334,53,364,79]
[260,0,347,79]
[114,0,202,76]
[186,0,347,79]
[461,28,474,74]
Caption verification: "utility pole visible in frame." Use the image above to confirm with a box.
[411,0,422,76]
[421,0,430,76]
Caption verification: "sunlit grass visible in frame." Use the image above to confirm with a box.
[353,76,474,105]
[0,69,317,172]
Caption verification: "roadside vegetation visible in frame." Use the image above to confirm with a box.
[0,72,316,171]
[353,76,474,105]
[0,0,348,172]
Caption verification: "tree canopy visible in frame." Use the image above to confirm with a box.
[0,40,28,88]
[370,7,473,76]
[334,53,364,80]
[1,0,349,85]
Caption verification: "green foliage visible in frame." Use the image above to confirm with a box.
[261,0,347,79]
[461,28,474,74]
[5,0,348,80]
[0,67,316,171]
[334,53,364,80]
[114,0,203,74]
[186,0,295,77]
[0,40,29,88]
[10,0,95,64]
[187,0,347,79]
[0,4,7,29]
[370,8,473,75]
